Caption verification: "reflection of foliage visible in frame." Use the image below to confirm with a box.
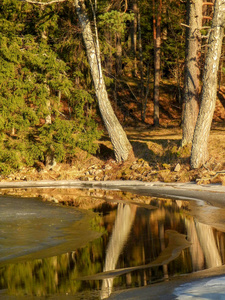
[0,209,107,297]
[1,196,220,297]
[90,213,107,234]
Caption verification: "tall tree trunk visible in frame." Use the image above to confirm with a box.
[142,62,150,122]
[74,0,133,162]
[138,11,144,99]
[182,0,202,147]
[191,0,225,169]
[115,33,123,76]
[153,0,162,127]
[131,0,138,76]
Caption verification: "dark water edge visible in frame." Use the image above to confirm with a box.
[1,186,225,299]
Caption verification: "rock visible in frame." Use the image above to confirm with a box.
[51,197,59,203]
[104,164,112,170]
[95,169,103,175]
[174,163,181,172]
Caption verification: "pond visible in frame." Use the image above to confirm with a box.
[0,185,225,299]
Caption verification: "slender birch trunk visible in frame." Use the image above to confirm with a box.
[182,0,202,146]
[74,0,133,162]
[191,0,225,168]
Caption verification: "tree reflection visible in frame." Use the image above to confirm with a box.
[1,191,225,299]
[195,221,222,268]
[101,203,137,299]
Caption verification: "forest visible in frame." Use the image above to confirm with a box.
[0,0,225,182]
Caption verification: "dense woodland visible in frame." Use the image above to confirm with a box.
[0,0,225,175]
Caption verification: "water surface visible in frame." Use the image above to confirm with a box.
[0,188,225,299]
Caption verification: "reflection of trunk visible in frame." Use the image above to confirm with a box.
[195,221,222,268]
[182,0,202,146]
[153,0,162,126]
[191,0,225,168]
[185,218,204,271]
[101,204,137,299]
[74,0,133,162]
[159,223,168,279]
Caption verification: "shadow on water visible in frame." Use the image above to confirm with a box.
[0,188,225,299]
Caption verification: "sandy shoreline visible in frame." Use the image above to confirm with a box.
[0,180,224,205]
[0,179,225,192]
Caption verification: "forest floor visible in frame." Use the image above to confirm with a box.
[2,80,225,185]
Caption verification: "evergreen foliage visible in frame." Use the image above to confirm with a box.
[0,0,189,173]
[0,0,102,174]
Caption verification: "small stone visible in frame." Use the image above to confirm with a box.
[104,164,112,170]
[95,169,103,175]
[174,163,181,172]
[51,197,59,203]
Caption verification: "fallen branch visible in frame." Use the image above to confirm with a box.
[196,170,225,183]
[18,0,67,5]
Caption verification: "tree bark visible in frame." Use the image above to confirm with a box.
[191,0,225,169]
[115,33,123,76]
[153,0,162,127]
[74,0,133,162]
[131,0,138,76]
[138,11,144,99]
[182,0,202,146]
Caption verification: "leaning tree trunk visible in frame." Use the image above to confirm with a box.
[191,0,225,168]
[74,0,133,162]
[182,0,202,146]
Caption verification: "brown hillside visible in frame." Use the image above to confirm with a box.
[2,81,225,185]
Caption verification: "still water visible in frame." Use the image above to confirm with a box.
[0,188,225,299]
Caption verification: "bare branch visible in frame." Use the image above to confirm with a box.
[202,2,214,6]
[18,0,67,6]
[123,0,127,13]
[180,23,190,28]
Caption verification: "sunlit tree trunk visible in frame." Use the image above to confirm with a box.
[153,0,162,127]
[191,0,225,168]
[74,0,133,162]
[182,0,202,146]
